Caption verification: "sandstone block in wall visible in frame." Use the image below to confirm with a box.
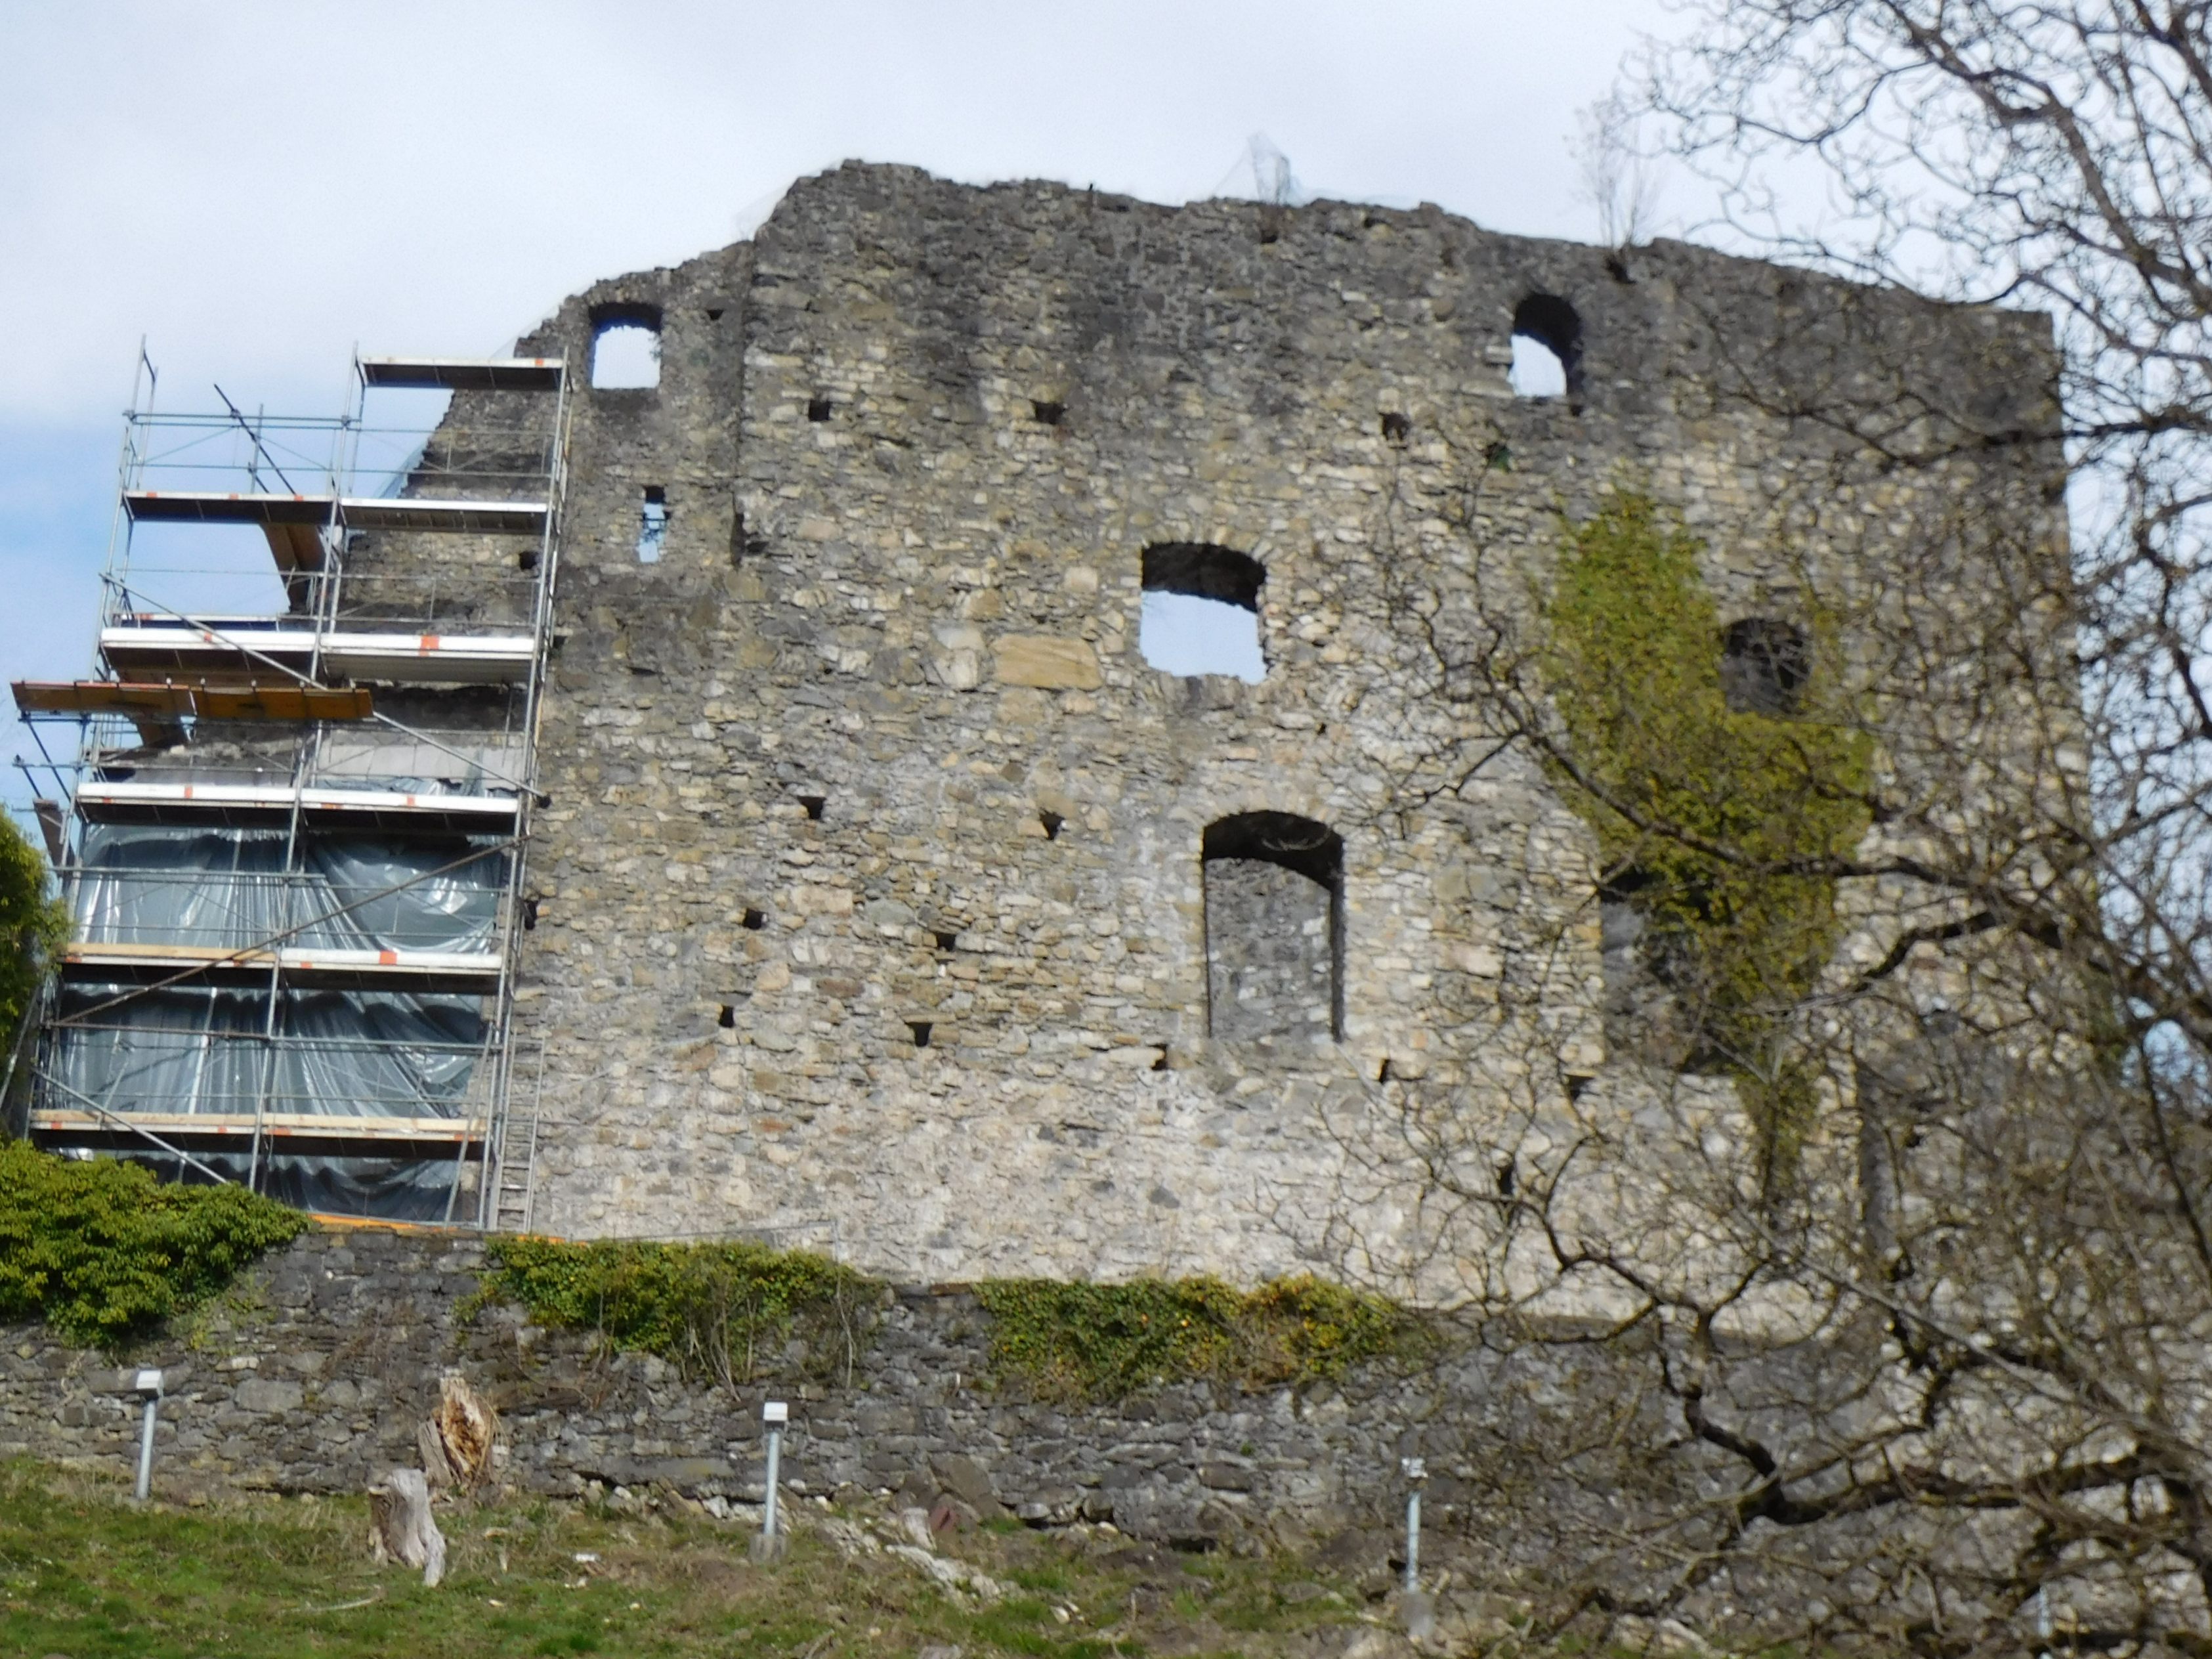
[992,635,1101,690]
[233,1376,305,1414]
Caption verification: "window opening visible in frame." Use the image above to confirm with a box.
[589,304,662,389]
[1509,293,1581,401]
[636,486,668,563]
[1139,542,1266,683]
[1720,617,1810,716]
[907,1020,933,1048]
[807,396,834,422]
[1202,811,1344,1043]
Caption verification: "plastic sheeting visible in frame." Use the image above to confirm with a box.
[46,823,507,1220]
[71,823,500,954]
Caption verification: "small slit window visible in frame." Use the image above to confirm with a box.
[637,486,668,563]
[1139,542,1266,682]
[1203,811,1344,1044]
[1509,293,1581,401]
[1720,618,1810,716]
[590,303,662,390]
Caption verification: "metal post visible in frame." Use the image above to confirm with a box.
[1403,1457,1423,1593]
[133,1369,164,1501]
[752,1400,789,1562]
[1399,1455,1434,1639]
[763,1406,785,1536]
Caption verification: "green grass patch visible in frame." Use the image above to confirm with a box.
[0,1140,308,1347]
[0,1458,1351,1657]
[976,1273,1417,1402]
[477,1235,882,1385]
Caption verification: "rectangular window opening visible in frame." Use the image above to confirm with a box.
[637,486,669,563]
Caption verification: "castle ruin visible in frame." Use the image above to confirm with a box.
[11,163,2064,1289]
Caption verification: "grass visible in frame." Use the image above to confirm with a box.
[0,1460,1372,1657]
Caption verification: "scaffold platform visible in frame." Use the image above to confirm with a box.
[72,781,519,834]
[59,941,505,994]
[98,622,536,684]
[358,356,564,391]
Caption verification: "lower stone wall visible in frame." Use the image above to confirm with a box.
[0,1226,1470,1544]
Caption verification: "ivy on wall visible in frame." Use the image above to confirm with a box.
[0,1143,308,1347]
[974,1274,1416,1403]
[477,1236,880,1385]
[477,1243,1414,1403]
[1542,490,1873,1165]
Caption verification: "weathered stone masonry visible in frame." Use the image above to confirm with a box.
[0,1228,1485,1544]
[358,162,2062,1282]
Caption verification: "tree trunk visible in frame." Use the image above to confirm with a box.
[368,1467,446,1587]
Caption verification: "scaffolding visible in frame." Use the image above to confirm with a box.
[8,349,567,1229]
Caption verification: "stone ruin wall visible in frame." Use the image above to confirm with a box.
[356,162,2065,1286]
[0,1228,1458,1545]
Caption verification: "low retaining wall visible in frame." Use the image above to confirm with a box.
[0,1227,1474,1543]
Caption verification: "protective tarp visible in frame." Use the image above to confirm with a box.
[46,823,506,1220]
[70,823,500,954]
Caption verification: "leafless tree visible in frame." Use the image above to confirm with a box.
[1576,91,1665,247]
[1313,9,2212,1654]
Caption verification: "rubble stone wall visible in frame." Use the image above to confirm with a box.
[0,1228,1491,1544]
[352,162,2063,1281]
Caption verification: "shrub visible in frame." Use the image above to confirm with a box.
[479,1236,880,1385]
[0,1142,308,1346]
[975,1274,1416,1402]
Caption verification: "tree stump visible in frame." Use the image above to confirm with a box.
[368,1467,447,1587]
[432,1371,496,1488]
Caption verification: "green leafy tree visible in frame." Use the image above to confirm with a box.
[0,814,64,1061]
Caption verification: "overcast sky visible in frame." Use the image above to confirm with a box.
[0,0,1680,817]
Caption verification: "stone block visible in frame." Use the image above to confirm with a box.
[1199,1461,1257,1492]
[991,635,1101,690]
[930,1452,1004,1517]
[233,1377,306,1415]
